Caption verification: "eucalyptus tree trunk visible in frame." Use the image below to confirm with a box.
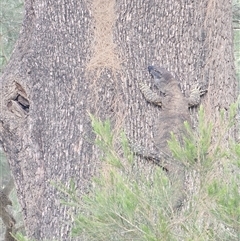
[0,0,236,240]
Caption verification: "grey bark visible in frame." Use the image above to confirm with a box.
[0,0,237,240]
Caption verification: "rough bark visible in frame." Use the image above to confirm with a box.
[0,0,237,240]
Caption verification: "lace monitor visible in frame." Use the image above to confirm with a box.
[135,66,207,210]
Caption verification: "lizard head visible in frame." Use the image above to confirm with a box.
[148,66,163,83]
[148,66,173,94]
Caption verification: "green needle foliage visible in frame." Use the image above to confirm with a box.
[56,114,175,241]
[1,1,240,240]
[168,106,213,168]
[168,104,240,240]
[59,104,240,241]
[12,233,35,241]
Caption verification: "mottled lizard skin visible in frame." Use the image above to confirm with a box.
[135,66,207,210]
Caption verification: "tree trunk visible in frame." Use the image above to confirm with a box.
[0,0,236,240]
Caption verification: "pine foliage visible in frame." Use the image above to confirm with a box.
[58,105,240,241]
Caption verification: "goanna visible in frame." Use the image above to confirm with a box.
[135,66,207,210]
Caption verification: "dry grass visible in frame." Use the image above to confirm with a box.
[87,0,122,76]
[85,0,125,142]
